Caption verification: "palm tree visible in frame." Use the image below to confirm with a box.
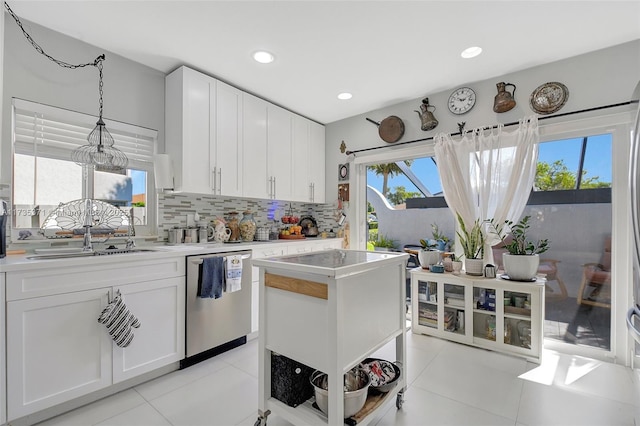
[367,161,412,196]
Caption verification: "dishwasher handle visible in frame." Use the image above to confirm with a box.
[190,253,251,265]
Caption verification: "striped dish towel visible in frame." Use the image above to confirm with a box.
[97,290,141,348]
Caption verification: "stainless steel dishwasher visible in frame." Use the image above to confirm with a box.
[182,250,252,368]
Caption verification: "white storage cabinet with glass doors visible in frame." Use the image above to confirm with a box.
[410,269,545,363]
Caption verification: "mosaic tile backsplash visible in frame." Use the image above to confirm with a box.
[158,193,342,242]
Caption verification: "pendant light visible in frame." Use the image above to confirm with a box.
[5,1,128,171]
[70,56,128,171]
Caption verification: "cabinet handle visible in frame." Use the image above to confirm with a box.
[268,176,272,198]
[211,168,216,192]
[273,177,277,199]
[217,168,222,194]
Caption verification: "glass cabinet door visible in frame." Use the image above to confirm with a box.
[443,282,465,336]
[503,290,532,349]
[473,287,497,342]
[417,280,438,328]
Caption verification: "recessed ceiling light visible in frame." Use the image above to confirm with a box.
[337,92,352,100]
[253,51,274,64]
[461,46,482,59]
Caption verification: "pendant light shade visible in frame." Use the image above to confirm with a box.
[71,117,128,171]
[70,57,128,171]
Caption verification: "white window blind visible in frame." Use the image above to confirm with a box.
[13,98,157,168]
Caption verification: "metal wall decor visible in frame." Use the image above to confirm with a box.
[529,82,569,114]
[415,97,439,131]
[366,116,405,143]
[493,82,517,113]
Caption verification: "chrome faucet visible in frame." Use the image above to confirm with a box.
[125,207,136,249]
[82,199,94,252]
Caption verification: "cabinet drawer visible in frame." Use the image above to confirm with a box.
[7,257,185,301]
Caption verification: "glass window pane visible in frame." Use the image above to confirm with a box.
[536,137,583,191]
[94,169,147,226]
[581,134,612,188]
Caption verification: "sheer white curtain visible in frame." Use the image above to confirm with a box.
[434,116,539,262]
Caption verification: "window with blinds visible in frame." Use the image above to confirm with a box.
[11,98,158,234]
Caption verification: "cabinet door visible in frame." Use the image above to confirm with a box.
[112,277,186,383]
[7,289,112,420]
[309,122,326,203]
[242,93,269,199]
[215,81,243,196]
[472,285,498,345]
[0,274,5,426]
[267,104,293,200]
[415,278,439,330]
[502,288,538,356]
[442,280,468,341]
[291,114,311,202]
[165,67,215,194]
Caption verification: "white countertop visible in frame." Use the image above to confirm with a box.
[0,238,342,273]
[252,249,408,278]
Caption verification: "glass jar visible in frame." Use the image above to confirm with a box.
[227,212,240,242]
[239,211,257,241]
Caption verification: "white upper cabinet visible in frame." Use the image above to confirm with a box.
[267,104,293,201]
[309,122,326,203]
[291,115,326,203]
[242,93,269,199]
[214,81,243,197]
[165,66,325,202]
[165,66,215,194]
[291,115,311,202]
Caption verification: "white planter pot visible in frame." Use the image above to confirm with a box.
[464,258,484,276]
[418,250,441,268]
[502,253,539,281]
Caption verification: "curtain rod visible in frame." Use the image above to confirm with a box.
[345,100,633,156]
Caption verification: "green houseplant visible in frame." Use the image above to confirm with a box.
[488,215,550,280]
[456,212,485,276]
[418,232,443,268]
[373,235,397,251]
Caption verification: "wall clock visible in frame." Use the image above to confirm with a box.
[448,87,476,115]
[338,163,349,181]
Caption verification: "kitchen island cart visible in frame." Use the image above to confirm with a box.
[253,249,409,426]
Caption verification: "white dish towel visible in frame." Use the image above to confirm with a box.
[225,255,243,293]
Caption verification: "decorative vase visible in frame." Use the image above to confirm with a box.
[239,210,257,242]
[452,261,463,275]
[226,212,240,242]
[464,258,484,276]
[502,253,539,281]
[418,249,441,269]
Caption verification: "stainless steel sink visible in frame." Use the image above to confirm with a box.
[27,248,158,260]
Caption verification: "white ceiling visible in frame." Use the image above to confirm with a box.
[6,1,640,124]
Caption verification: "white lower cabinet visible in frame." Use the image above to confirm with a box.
[5,259,186,421]
[7,288,113,419]
[410,269,545,363]
[113,277,185,383]
[0,273,6,426]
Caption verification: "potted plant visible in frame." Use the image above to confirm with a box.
[450,253,463,275]
[373,235,397,252]
[418,238,441,268]
[488,215,549,280]
[431,223,450,251]
[456,212,485,276]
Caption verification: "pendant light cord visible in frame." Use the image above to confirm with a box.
[4,1,103,70]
